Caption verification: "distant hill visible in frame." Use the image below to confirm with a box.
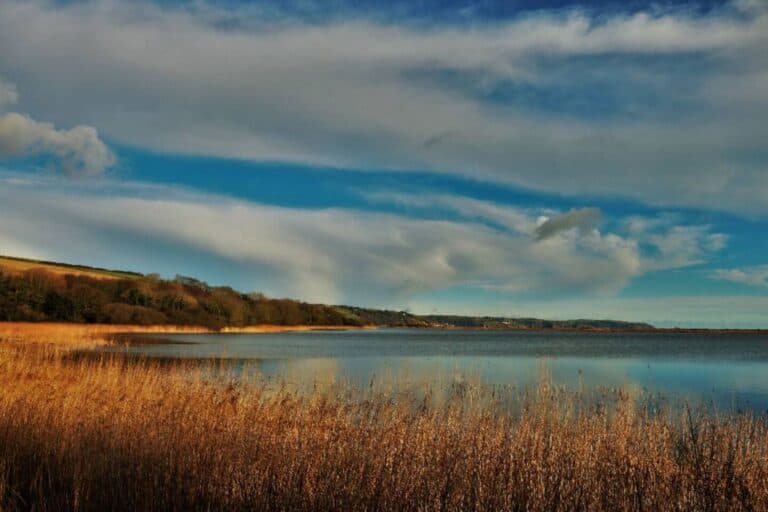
[0,256,142,280]
[420,315,654,330]
[0,255,654,330]
[327,308,654,331]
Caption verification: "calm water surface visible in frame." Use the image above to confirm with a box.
[106,329,768,411]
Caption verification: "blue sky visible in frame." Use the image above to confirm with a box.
[0,0,767,326]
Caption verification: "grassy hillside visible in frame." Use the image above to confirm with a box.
[0,256,142,280]
[0,256,359,328]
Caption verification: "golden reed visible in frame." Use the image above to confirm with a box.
[0,324,767,511]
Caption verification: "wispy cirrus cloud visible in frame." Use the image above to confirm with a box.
[0,78,17,109]
[0,0,767,211]
[0,175,728,305]
[364,191,541,234]
[365,191,726,273]
[712,266,768,287]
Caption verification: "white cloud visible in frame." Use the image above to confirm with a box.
[617,215,730,271]
[0,78,17,109]
[0,75,114,176]
[364,191,540,234]
[712,266,768,287]
[367,193,726,275]
[0,112,115,175]
[0,189,631,302]
[0,177,728,304]
[0,1,766,211]
[645,226,719,269]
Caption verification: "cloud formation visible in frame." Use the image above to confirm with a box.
[0,112,115,176]
[0,78,16,108]
[364,191,540,234]
[0,176,726,305]
[365,192,722,274]
[535,208,602,241]
[621,216,728,274]
[0,1,766,211]
[0,77,114,176]
[712,266,768,287]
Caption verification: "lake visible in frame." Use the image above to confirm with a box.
[106,328,768,411]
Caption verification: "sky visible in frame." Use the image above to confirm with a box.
[0,0,767,327]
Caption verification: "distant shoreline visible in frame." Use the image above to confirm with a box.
[408,324,768,335]
[5,254,764,333]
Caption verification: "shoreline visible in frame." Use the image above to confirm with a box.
[0,322,374,348]
[424,325,768,335]
[220,324,376,334]
[1,321,766,346]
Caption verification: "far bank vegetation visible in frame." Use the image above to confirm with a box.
[0,266,360,328]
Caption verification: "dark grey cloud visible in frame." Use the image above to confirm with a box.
[535,207,602,240]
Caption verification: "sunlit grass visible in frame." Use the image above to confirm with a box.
[0,330,767,511]
[0,322,363,350]
[0,322,212,348]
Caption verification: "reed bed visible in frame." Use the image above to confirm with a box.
[1,337,767,511]
[0,322,363,350]
[0,322,214,348]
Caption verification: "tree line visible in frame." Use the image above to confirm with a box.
[0,268,363,328]
[0,264,653,330]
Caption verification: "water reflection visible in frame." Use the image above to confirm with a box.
[103,329,768,411]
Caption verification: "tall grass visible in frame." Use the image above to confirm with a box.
[0,322,213,348]
[0,322,361,349]
[1,338,767,510]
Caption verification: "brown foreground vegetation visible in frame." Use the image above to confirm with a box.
[0,322,365,349]
[1,329,768,511]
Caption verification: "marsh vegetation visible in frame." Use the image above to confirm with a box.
[1,325,767,511]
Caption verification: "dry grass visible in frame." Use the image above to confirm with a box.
[0,331,767,511]
[0,257,137,280]
[0,322,211,348]
[0,322,367,349]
